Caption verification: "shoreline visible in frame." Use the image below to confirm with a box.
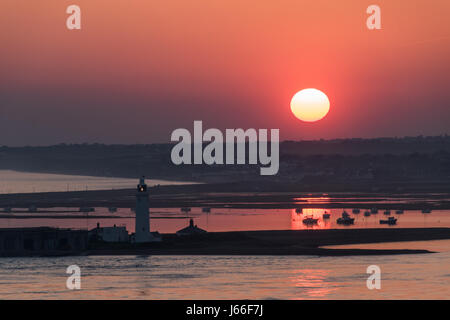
[84,228,450,257]
[1,186,450,210]
[1,228,449,257]
[85,248,434,256]
[0,168,200,185]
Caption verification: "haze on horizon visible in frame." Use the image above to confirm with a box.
[1,0,450,147]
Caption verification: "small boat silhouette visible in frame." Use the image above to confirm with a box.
[302,216,319,225]
[380,217,397,225]
[337,212,354,225]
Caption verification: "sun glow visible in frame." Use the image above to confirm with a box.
[290,89,330,122]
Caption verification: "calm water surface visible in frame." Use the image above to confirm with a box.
[0,171,449,299]
[0,240,448,299]
[0,170,192,194]
[1,207,449,233]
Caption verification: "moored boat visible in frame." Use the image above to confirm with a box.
[380,217,397,225]
[302,216,319,225]
[337,212,354,225]
[337,216,355,225]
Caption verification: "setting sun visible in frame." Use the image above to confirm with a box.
[290,89,330,122]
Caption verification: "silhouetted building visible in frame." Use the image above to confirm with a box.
[176,219,207,236]
[132,176,161,243]
[89,223,129,243]
[0,227,87,257]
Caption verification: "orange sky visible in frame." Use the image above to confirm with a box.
[1,0,450,145]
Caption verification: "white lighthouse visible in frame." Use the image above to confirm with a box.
[134,176,159,243]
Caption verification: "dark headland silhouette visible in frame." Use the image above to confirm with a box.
[1,137,450,257]
[1,135,449,192]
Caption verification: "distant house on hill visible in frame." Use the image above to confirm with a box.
[176,219,207,236]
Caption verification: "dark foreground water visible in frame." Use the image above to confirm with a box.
[0,240,448,299]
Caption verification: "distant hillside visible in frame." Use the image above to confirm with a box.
[0,136,449,185]
[281,135,450,156]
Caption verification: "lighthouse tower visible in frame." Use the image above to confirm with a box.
[134,176,153,243]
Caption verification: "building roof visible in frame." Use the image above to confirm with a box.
[176,219,207,235]
[89,223,127,233]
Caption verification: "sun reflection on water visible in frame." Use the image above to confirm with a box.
[290,269,338,298]
[291,208,332,230]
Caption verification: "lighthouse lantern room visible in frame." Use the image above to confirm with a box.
[134,176,159,243]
